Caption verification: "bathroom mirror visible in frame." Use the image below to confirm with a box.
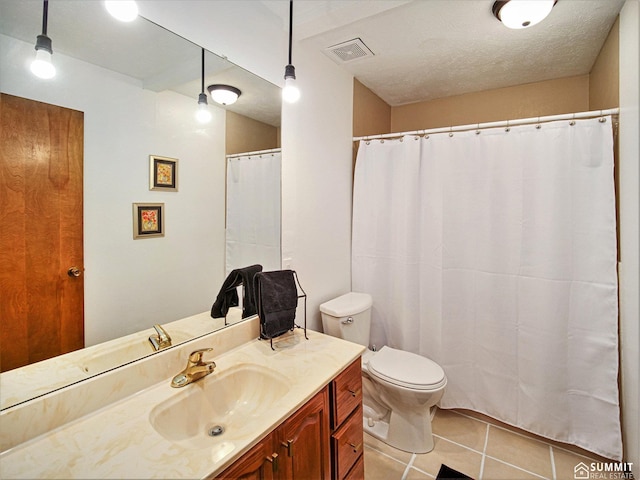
[0,1,281,409]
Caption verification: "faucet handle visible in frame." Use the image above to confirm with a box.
[188,348,213,364]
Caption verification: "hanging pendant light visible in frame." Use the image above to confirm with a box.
[282,0,300,103]
[492,0,556,29]
[196,48,212,124]
[30,0,55,79]
[104,1,139,22]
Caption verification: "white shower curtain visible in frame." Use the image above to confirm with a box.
[352,117,621,460]
[225,151,281,275]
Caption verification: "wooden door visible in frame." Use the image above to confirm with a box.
[277,387,331,480]
[0,93,84,372]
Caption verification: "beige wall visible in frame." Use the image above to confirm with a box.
[353,79,391,138]
[590,17,620,110]
[390,75,590,133]
[225,111,279,156]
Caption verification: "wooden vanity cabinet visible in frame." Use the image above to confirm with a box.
[329,358,364,480]
[215,357,363,480]
[215,387,330,480]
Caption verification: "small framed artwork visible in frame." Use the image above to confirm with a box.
[133,203,165,239]
[150,155,178,191]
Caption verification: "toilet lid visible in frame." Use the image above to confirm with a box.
[367,346,446,390]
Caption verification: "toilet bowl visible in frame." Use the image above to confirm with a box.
[320,292,447,453]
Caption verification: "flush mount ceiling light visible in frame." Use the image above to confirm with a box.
[207,85,242,106]
[30,0,55,79]
[104,0,139,22]
[492,0,557,29]
[195,48,212,124]
[282,0,300,103]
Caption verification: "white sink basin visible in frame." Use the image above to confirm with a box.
[149,364,290,449]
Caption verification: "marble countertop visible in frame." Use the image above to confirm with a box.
[0,329,364,479]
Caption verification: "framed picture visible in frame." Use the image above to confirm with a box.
[133,203,165,239]
[149,155,178,191]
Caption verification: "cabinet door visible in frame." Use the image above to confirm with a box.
[277,387,331,480]
[215,434,278,480]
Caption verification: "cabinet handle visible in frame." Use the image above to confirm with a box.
[281,439,294,457]
[347,388,360,397]
[348,441,362,453]
[266,452,279,472]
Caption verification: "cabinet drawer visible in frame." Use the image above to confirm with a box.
[331,358,362,428]
[343,454,364,480]
[331,406,363,480]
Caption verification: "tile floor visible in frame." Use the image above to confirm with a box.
[363,408,615,480]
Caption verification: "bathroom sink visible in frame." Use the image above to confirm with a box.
[149,364,290,449]
[76,331,192,376]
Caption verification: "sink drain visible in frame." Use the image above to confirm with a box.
[208,425,225,437]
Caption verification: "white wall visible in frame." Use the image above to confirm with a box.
[1,34,226,346]
[280,44,354,331]
[619,1,640,475]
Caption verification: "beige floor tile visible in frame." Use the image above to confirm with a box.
[364,432,414,463]
[485,425,552,478]
[405,466,436,479]
[412,436,482,479]
[552,447,604,480]
[433,409,488,452]
[482,457,545,480]
[363,445,408,480]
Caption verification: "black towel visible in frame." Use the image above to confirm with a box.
[211,264,262,319]
[254,270,298,339]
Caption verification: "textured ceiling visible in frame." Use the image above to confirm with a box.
[265,0,625,106]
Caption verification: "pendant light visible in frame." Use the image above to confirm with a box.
[282,0,300,103]
[104,1,139,22]
[30,0,55,79]
[492,0,556,29]
[196,48,212,124]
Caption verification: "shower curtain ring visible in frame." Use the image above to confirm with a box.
[449,126,453,137]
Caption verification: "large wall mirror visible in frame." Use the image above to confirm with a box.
[0,1,281,409]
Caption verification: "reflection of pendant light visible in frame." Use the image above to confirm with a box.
[196,48,212,124]
[492,0,556,29]
[30,0,55,79]
[282,0,300,103]
[104,1,139,22]
[207,85,242,106]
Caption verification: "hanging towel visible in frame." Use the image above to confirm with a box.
[211,264,263,319]
[254,270,298,339]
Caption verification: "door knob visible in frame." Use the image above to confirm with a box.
[67,266,82,277]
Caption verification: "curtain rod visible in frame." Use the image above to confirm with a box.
[353,108,620,142]
[226,147,281,159]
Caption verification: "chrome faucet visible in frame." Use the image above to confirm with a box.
[171,348,216,388]
[149,324,172,351]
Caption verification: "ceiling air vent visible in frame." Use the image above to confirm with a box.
[324,38,374,64]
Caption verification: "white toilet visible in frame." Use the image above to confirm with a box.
[320,292,446,453]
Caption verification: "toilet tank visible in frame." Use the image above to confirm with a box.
[319,292,372,347]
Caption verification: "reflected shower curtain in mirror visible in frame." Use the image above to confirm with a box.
[225,151,281,275]
[352,118,620,460]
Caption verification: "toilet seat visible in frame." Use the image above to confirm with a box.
[367,346,446,391]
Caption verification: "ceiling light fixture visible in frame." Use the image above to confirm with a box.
[492,0,556,29]
[30,0,55,79]
[207,84,242,106]
[196,48,212,124]
[282,0,300,103]
[104,1,139,22]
